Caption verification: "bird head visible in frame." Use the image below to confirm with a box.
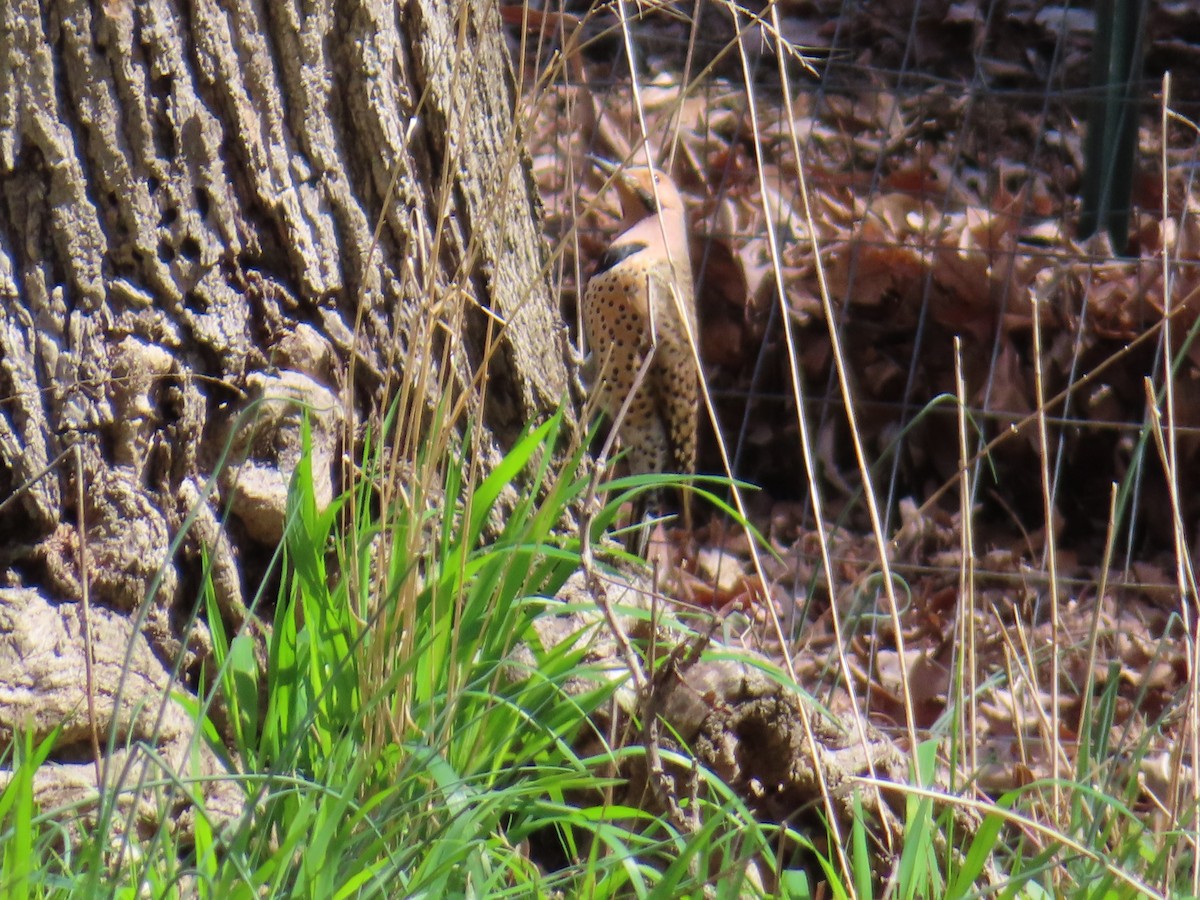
[591,157,686,229]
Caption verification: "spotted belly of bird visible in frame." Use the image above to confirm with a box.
[581,164,698,497]
[584,252,696,479]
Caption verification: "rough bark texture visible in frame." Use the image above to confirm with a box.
[0,0,572,836]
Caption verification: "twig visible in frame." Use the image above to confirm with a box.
[73,445,104,793]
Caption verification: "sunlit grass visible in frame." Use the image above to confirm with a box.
[4,4,1200,900]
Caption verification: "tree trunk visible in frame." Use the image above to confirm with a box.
[0,0,572,834]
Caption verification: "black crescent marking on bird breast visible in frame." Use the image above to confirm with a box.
[594,242,648,276]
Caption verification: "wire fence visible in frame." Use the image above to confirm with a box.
[516,2,1200,577]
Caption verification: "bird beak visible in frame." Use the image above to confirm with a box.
[588,154,621,176]
[588,155,656,216]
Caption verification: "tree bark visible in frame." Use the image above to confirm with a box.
[0,0,573,834]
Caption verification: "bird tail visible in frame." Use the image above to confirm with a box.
[622,484,692,556]
[622,490,657,556]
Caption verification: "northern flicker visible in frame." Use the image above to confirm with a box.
[582,160,699,532]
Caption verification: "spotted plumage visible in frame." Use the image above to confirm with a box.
[583,163,698,528]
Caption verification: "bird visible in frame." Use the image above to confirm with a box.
[581,159,699,541]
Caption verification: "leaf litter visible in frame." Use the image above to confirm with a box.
[507,0,1200,864]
